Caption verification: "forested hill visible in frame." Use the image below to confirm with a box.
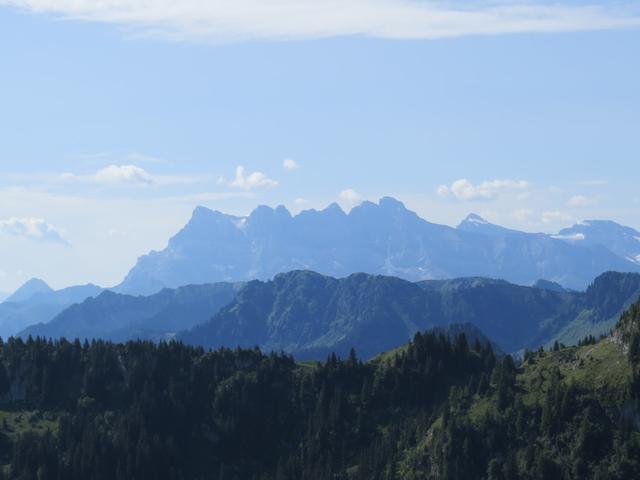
[14,271,640,360]
[1,298,639,479]
[179,270,640,358]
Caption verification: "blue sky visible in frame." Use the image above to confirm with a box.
[0,1,639,292]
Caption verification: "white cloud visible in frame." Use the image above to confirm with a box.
[231,166,278,190]
[3,1,639,43]
[338,188,363,209]
[0,217,68,245]
[339,188,362,203]
[61,164,153,186]
[567,194,596,208]
[94,164,154,186]
[436,185,450,198]
[60,164,206,187]
[437,178,528,201]
[283,159,299,170]
[294,197,308,205]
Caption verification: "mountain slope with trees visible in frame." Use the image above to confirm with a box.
[0,297,639,479]
[179,270,640,358]
[21,270,640,359]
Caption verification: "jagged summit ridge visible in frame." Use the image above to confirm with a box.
[115,197,640,295]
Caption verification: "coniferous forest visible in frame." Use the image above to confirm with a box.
[0,299,639,480]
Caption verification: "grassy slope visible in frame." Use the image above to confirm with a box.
[466,337,630,425]
[0,408,59,472]
[397,336,632,478]
[371,332,632,427]
[519,338,630,403]
[545,309,619,350]
[370,343,410,365]
[0,409,58,439]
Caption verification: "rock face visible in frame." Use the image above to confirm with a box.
[115,198,640,295]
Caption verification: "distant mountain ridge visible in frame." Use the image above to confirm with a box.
[3,278,52,304]
[0,280,103,339]
[115,197,640,295]
[555,219,640,264]
[21,282,243,342]
[19,270,640,359]
[178,270,640,359]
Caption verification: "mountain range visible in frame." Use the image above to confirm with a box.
[5,196,640,350]
[21,269,640,359]
[0,279,103,339]
[115,197,640,295]
[178,270,640,358]
[21,282,242,342]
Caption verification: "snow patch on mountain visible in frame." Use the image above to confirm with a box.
[465,214,489,225]
[552,233,585,241]
[234,217,248,230]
